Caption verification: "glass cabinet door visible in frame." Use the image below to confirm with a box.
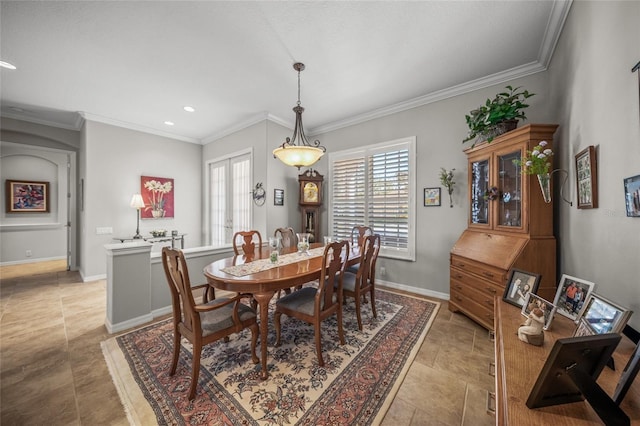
[497,151,522,227]
[470,159,490,224]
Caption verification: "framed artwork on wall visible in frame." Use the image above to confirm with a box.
[423,187,441,207]
[624,174,640,217]
[5,179,50,213]
[274,188,284,206]
[575,146,598,209]
[141,176,174,219]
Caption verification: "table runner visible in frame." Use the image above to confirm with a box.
[221,246,326,276]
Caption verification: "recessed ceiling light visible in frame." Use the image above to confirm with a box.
[183,106,195,112]
[0,61,17,70]
[164,121,175,126]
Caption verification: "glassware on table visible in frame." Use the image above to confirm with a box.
[268,236,281,263]
[296,233,311,254]
[323,236,333,245]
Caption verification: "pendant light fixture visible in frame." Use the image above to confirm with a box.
[273,62,326,169]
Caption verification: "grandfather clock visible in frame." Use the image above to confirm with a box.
[298,169,323,243]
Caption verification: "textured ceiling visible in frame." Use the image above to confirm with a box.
[0,1,572,144]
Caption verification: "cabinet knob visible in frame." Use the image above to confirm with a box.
[456,274,463,280]
[483,271,494,278]
[486,287,496,294]
[455,284,462,290]
[458,263,465,268]
[484,299,493,306]
[455,295,463,302]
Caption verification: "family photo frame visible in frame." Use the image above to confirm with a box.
[5,179,50,213]
[575,145,598,209]
[274,188,284,206]
[502,268,541,308]
[553,274,595,321]
[521,292,557,331]
[574,293,633,335]
[624,174,640,217]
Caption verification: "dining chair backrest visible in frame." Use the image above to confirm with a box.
[318,240,350,311]
[162,247,199,334]
[351,225,373,248]
[233,230,262,256]
[274,227,296,249]
[369,234,381,284]
[356,234,377,287]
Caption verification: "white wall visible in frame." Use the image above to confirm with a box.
[80,120,202,280]
[547,1,640,329]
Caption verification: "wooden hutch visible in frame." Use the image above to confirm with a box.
[449,124,558,330]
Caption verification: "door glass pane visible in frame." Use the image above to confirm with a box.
[471,159,489,224]
[498,151,521,227]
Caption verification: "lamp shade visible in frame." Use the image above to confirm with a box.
[273,145,324,169]
[130,193,145,209]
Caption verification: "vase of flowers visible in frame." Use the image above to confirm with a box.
[513,140,554,203]
[144,179,173,217]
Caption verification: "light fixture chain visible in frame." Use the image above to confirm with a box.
[297,68,301,106]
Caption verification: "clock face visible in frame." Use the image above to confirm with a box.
[253,186,266,206]
[303,182,318,203]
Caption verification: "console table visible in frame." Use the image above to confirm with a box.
[493,299,639,425]
[113,233,185,249]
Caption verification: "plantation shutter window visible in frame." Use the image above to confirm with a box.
[329,137,415,261]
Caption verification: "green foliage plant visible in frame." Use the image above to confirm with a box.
[439,168,455,208]
[463,85,535,143]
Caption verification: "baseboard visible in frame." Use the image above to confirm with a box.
[0,256,66,267]
[105,313,155,334]
[377,278,449,301]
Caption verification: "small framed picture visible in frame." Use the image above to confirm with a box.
[424,187,441,207]
[5,179,50,213]
[575,293,633,335]
[623,174,640,217]
[575,145,598,209]
[502,268,541,308]
[574,317,596,337]
[521,293,557,331]
[553,274,595,321]
[274,188,284,206]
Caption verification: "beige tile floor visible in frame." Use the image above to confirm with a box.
[0,260,495,425]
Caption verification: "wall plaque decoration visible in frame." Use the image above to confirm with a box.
[575,145,598,209]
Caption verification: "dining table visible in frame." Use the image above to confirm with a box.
[203,242,360,379]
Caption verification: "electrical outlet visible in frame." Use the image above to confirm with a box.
[26,250,32,257]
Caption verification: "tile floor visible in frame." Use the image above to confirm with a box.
[0,260,495,425]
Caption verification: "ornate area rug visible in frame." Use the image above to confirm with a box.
[101,289,439,425]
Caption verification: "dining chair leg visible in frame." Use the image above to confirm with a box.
[249,323,260,364]
[355,296,363,331]
[170,329,180,375]
[189,341,202,400]
[337,308,345,345]
[370,288,377,319]
[274,311,283,346]
[314,326,324,367]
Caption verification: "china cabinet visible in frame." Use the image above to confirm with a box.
[449,124,558,330]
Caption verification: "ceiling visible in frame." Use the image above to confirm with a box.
[0,1,572,145]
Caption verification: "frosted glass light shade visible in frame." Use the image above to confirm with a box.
[273,146,324,169]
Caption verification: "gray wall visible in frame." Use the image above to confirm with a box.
[546,1,640,330]
[80,120,203,280]
[312,72,551,297]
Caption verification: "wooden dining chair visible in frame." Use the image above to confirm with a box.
[233,230,262,256]
[342,234,379,331]
[161,247,259,400]
[347,225,373,274]
[274,240,349,367]
[274,227,297,249]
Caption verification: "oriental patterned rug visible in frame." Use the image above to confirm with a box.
[101,289,439,425]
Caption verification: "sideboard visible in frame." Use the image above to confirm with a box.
[493,299,639,425]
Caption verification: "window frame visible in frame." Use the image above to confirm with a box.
[328,136,416,261]
[204,148,253,247]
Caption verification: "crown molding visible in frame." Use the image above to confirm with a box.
[201,112,293,144]
[538,0,573,67]
[309,61,546,136]
[0,111,82,132]
[79,112,200,144]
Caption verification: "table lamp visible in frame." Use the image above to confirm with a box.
[130,194,145,239]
